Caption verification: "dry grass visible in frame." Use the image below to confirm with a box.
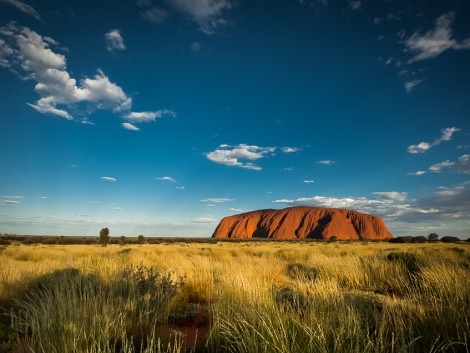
[0,241,469,352]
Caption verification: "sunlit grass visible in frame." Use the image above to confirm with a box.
[0,241,469,352]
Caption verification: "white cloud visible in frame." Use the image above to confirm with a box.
[408,171,427,176]
[201,198,233,203]
[138,0,233,34]
[429,160,455,172]
[457,154,470,174]
[206,144,276,170]
[105,29,126,53]
[317,160,334,165]
[157,176,176,182]
[1,0,41,21]
[373,191,408,202]
[113,207,123,211]
[405,79,424,92]
[0,24,133,120]
[2,195,24,199]
[303,180,315,184]
[281,146,298,153]
[176,186,185,190]
[2,199,21,204]
[407,141,432,154]
[228,208,248,213]
[192,217,217,223]
[407,127,460,154]
[122,122,140,131]
[124,109,175,123]
[405,12,470,63]
[100,176,117,182]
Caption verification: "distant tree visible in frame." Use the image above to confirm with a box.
[389,236,413,243]
[119,235,126,245]
[328,236,338,243]
[138,235,145,245]
[441,236,459,243]
[99,227,110,247]
[428,233,439,242]
[412,236,427,243]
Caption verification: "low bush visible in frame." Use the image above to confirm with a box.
[441,236,460,243]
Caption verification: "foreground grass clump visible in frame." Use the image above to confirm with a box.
[0,241,469,353]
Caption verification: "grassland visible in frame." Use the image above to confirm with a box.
[0,241,469,353]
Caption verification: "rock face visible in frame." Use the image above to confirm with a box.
[212,206,393,240]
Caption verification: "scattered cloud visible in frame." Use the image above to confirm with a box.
[228,208,249,213]
[124,109,175,123]
[192,217,217,223]
[407,127,460,154]
[2,195,24,199]
[303,180,315,184]
[112,207,123,211]
[271,181,470,226]
[317,160,335,165]
[0,24,132,120]
[157,176,176,182]
[0,23,168,129]
[105,29,126,53]
[122,122,140,131]
[373,191,408,202]
[1,0,41,21]
[2,199,21,204]
[405,79,424,92]
[405,12,470,63]
[429,160,454,172]
[457,154,470,174]
[281,146,298,153]
[408,171,427,176]
[100,176,117,182]
[176,186,185,190]
[206,144,276,170]
[137,0,233,34]
[201,198,233,203]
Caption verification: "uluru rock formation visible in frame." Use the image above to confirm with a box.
[212,206,393,240]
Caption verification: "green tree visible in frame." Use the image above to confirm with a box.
[99,227,110,247]
[137,234,145,245]
[428,233,439,242]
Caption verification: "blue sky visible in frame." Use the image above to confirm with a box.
[0,0,469,238]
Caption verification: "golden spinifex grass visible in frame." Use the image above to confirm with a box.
[0,241,469,353]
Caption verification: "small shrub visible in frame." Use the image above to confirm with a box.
[286,263,319,282]
[272,285,308,313]
[387,252,422,275]
[0,323,20,353]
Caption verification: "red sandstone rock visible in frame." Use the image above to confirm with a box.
[212,206,393,240]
